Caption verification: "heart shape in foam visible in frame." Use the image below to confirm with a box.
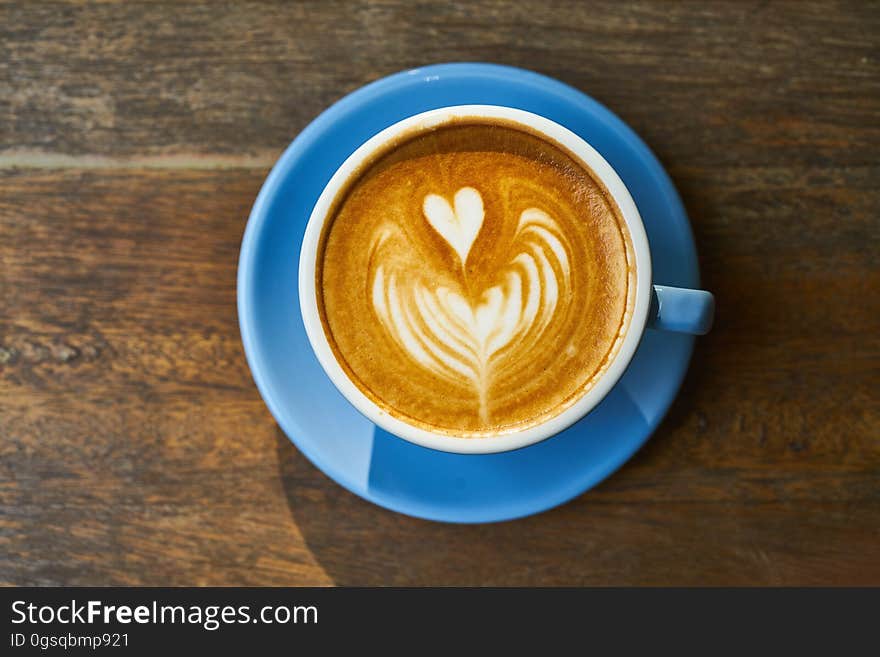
[422,187,484,266]
[435,279,525,366]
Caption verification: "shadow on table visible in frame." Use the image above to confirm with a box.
[275,426,482,586]
[273,347,715,587]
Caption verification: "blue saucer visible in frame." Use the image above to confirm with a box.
[238,63,700,523]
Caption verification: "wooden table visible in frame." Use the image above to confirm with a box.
[2,1,877,586]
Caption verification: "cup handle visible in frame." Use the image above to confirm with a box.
[648,285,715,335]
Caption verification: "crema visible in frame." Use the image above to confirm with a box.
[316,120,636,436]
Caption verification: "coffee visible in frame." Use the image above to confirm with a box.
[315,119,636,436]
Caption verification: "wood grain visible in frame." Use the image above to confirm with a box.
[1,0,878,586]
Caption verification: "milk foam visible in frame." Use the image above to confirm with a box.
[318,122,634,434]
[370,187,571,422]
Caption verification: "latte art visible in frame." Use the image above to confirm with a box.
[317,121,635,436]
[370,188,571,422]
[422,187,484,266]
